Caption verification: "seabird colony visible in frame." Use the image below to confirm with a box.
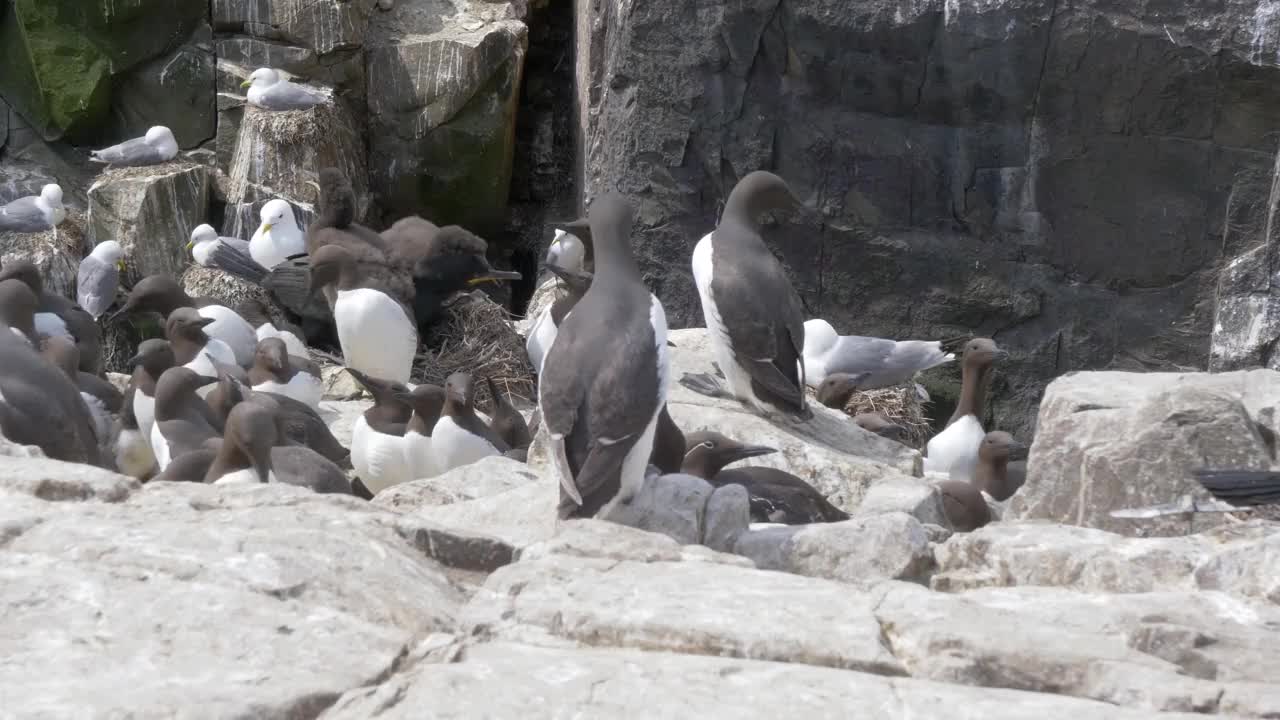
[0,61,1067,538]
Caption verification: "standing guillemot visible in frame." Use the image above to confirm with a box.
[150,367,222,471]
[973,430,1028,501]
[802,319,964,389]
[110,275,258,368]
[40,335,121,448]
[923,338,1006,481]
[433,372,509,473]
[346,368,413,495]
[204,370,350,467]
[0,325,103,466]
[308,245,418,386]
[114,384,157,479]
[680,430,848,524]
[526,263,592,374]
[208,400,351,493]
[483,375,531,453]
[539,192,670,520]
[685,171,810,419]
[247,337,323,409]
[76,240,124,321]
[0,278,39,344]
[126,339,177,449]
[166,308,238,379]
[395,383,447,480]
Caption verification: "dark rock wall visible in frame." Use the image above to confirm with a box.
[574,0,1280,437]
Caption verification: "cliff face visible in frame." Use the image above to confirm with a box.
[573,0,1280,435]
[5,0,1280,434]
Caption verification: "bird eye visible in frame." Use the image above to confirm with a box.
[700,441,715,450]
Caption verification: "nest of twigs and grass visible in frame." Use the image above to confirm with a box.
[807,382,933,448]
[415,291,536,413]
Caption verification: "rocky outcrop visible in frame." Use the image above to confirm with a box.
[734,512,934,586]
[573,0,1280,438]
[365,0,527,228]
[0,0,205,141]
[1008,369,1280,535]
[87,163,211,281]
[0,212,84,299]
[109,27,218,149]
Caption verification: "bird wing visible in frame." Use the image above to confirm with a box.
[90,136,157,165]
[1191,469,1280,507]
[259,82,327,110]
[711,244,807,412]
[0,196,51,232]
[76,256,119,320]
[208,240,267,283]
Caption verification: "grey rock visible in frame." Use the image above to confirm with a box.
[373,455,542,510]
[735,513,932,587]
[703,483,751,553]
[0,456,137,503]
[0,481,464,718]
[932,520,1280,605]
[872,581,1280,716]
[406,477,557,549]
[519,518,752,567]
[0,225,81,299]
[215,37,365,97]
[462,551,906,675]
[365,1,527,226]
[604,472,714,546]
[212,0,379,55]
[856,474,947,526]
[110,34,217,149]
[87,163,210,281]
[1008,370,1280,536]
[320,640,1215,720]
[320,365,363,401]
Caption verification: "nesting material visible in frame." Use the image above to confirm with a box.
[417,291,536,412]
[0,208,87,298]
[807,383,932,449]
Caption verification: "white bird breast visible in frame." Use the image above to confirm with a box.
[403,429,442,480]
[432,415,500,473]
[351,415,411,494]
[334,289,417,385]
[923,414,986,482]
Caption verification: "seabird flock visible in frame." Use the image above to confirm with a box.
[0,65,1261,532]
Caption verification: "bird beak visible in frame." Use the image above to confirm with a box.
[392,390,414,404]
[184,241,194,251]
[1007,441,1030,461]
[468,269,522,286]
[126,352,143,367]
[995,349,1011,360]
[116,260,126,272]
[262,223,273,233]
[195,373,219,388]
[729,444,778,462]
[240,79,252,89]
[195,317,216,329]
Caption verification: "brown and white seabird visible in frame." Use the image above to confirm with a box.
[204,369,349,467]
[539,193,670,520]
[433,372,509,472]
[247,337,322,409]
[973,430,1028,501]
[346,367,413,495]
[208,400,351,493]
[126,338,176,450]
[395,383,447,481]
[308,244,419,386]
[111,274,258,367]
[150,367,222,470]
[680,430,848,524]
[923,338,1006,480]
[40,335,122,448]
[685,171,810,419]
[483,375,531,453]
[166,307,239,379]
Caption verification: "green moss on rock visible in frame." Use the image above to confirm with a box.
[0,0,203,141]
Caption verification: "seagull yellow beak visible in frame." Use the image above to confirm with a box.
[262,223,273,233]
[240,80,252,88]
[117,260,126,272]
[184,241,194,251]
[467,277,499,286]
